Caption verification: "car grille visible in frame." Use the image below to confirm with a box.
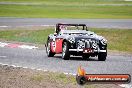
[76,39,98,49]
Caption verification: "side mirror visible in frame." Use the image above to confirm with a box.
[54,33,57,36]
[86,26,89,31]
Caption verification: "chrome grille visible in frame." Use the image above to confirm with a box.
[77,39,98,49]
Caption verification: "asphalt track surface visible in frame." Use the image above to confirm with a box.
[0,18,132,29]
[0,46,132,88]
[0,47,132,75]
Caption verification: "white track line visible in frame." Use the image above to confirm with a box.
[0,56,7,58]
[0,26,8,28]
[0,63,76,76]
[0,42,38,49]
[0,42,8,47]
[119,84,132,88]
[18,45,38,49]
[125,0,132,1]
[0,25,54,28]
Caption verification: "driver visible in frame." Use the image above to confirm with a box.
[56,24,67,34]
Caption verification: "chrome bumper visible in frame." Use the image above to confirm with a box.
[69,49,106,52]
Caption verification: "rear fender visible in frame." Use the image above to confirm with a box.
[55,38,63,53]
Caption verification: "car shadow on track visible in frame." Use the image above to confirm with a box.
[54,55,98,61]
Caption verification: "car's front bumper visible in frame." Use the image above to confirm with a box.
[69,49,106,53]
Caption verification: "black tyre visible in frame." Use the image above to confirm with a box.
[98,52,107,61]
[82,54,90,60]
[76,75,87,85]
[46,39,55,57]
[62,41,70,60]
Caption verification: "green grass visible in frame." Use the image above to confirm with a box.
[91,28,132,52]
[1,0,132,4]
[30,72,76,85]
[0,27,131,52]
[29,72,99,88]
[30,74,44,82]
[29,71,97,88]
[0,0,132,18]
[0,28,54,44]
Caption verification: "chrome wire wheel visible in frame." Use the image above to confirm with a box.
[47,42,50,55]
[46,39,55,57]
[62,42,66,58]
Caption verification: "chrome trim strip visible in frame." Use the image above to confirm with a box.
[69,49,83,51]
[69,49,106,52]
[94,50,106,52]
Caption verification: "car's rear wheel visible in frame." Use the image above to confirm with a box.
[98,52,107,61]
[62,41,70,60]
[46,40,55,57]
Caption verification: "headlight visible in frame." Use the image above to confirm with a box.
[69,37,75,43]
[100,39,107,45]
[77,40,85,49]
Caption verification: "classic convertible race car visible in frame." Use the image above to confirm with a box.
[46,23,107,61]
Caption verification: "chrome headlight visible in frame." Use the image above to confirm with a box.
[100,38,107,45]
[69,37,75,43]
[77,40,85,49]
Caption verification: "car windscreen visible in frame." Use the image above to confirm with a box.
[62,30,88,35]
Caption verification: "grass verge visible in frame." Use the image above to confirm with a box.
[0,0,132,18]
[0,27,131,52]
[0,65,120,88]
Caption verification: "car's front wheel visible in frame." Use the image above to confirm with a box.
[82,54,90,60]
[62,41,70,60]
[46,40,55,57]
[98,52,107,61]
